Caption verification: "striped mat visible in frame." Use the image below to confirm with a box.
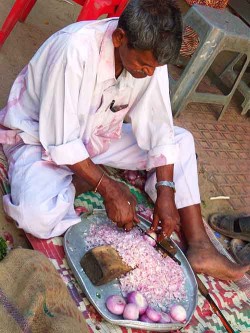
[0,149,249,333]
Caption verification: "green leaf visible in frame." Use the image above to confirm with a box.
[0,237,7,261]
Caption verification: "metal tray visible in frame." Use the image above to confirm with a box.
[64,210,198,331]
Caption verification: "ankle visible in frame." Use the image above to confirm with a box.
[187,237,212,249]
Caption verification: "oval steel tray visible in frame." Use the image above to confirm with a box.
[64,210,198,331]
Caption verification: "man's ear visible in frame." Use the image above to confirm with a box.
[112,28,127,48]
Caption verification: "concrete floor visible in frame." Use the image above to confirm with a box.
[0,0,249,249]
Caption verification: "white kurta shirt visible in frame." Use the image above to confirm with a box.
[0,19,179,170]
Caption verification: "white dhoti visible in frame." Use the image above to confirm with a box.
[2,124,200,239]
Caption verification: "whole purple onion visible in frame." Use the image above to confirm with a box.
[105,295,126,315]
[145,307,162,322]
[126,291,148,315]
[169,304,187,322]
[123,303,139,320]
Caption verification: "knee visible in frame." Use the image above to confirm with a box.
[178,129,196,154]
[3,195,61,239]
[4,182,76,238]
[16,204,55,239]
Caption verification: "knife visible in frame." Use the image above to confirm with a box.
[89,209,181,264]
[137,214,178,253]
[135,223,181,265]
[195,275,235,333]
[135,213,182,265]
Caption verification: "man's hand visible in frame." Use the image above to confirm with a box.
[69,158,139,231]
[151,186,180,241]
[151,164,180,241]
[103,180,139,231]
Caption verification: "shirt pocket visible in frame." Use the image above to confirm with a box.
[85,106,129,158]
[94,105,129,139]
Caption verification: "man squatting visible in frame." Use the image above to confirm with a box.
[0,0,249,280]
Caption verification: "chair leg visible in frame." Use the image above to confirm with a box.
[220,54,250,117]
[77,0,114,21]
[19,0,37,23]
[241,97,250,115]
[171,31,222,118]
[219,54,243,79]
[218,56,249,120]
[0,0,28,47]
[113,0,128,16]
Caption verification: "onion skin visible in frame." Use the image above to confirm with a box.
[105,295,126,315]
[169,304,187,322]
[145,307,162,322]
[143,230,157,247]
[123,303,140,320]
[126,291,148,315]
[139,314,154,323]
[159,312,171,323]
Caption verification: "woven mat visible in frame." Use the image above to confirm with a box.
[0,149,249,332]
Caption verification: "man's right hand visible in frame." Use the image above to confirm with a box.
[69,158,139,231]
[102,180,139,231]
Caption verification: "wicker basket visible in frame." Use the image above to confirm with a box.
[184,0,229,9]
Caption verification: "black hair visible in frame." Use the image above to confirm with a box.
[118,0,183,65]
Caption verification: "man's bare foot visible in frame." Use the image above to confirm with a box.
[72,175,93,197]
[187,241,250,281]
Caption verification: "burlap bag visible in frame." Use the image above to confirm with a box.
[0,248,89,333]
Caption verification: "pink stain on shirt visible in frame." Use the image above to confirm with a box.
[149,154,167,168]
[4,76,27,113]
[95,120,122,139]
[16,65,28,81]
[0,125,21,145]
[86,111,126,157]
[137,159,147,170]
[85,137,110,158]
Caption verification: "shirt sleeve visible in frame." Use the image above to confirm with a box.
[37,34,90,165]
[129,66,179,170]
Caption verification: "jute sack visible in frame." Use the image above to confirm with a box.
[0,248,89,333]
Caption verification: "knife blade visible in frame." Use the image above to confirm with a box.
[196,275,235,333]
[135,223,181,265]
[137,214,178,254]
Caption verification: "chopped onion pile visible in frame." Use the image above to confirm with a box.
[142,230,157,247]
[85,223,186,309]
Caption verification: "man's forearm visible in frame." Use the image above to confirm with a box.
[69,158,139,228]
[68,158,111,197]
[156,164,174,182]
[156,164,175,195]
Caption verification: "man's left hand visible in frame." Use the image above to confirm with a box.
[151,187,180,241]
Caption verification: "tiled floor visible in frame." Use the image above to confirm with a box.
[173,91,250,216]
[0,0,249,250]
